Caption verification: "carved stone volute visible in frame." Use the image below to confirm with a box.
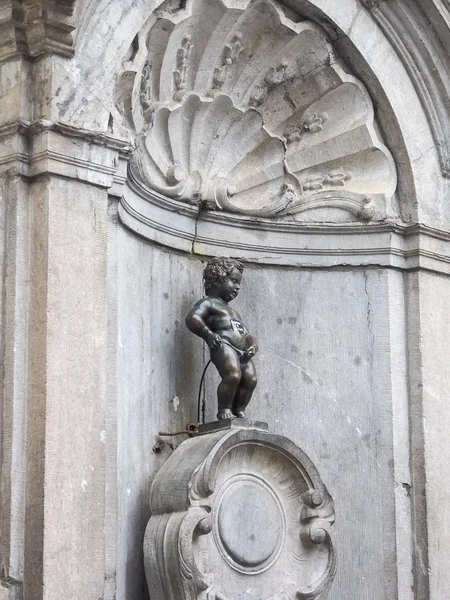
[144,425,336,600]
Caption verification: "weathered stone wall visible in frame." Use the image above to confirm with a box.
[115,232,409,599]
[115,230,203,599]
[1,1,450,599]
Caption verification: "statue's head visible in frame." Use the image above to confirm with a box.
[203,257,244,296]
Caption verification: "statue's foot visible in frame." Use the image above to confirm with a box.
[217,409,234,420]
[235,411,246,418]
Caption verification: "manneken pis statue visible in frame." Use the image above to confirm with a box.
[185,257,258,420]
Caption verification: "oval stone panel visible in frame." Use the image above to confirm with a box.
[215,478,284,572]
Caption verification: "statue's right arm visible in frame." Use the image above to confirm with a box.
[185,299,214,340]
[185,300,222,349]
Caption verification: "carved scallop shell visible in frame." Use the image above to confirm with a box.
[124,0,397,222]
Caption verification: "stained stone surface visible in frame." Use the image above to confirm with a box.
[216,478,284,570]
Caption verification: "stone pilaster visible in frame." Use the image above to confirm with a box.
[0,56,130,598]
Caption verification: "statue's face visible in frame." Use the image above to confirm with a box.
[217,268,242,302]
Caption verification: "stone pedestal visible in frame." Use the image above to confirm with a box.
[197,417,269,435]
[144,425,336,600]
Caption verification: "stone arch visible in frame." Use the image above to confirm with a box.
[64,0,447,229]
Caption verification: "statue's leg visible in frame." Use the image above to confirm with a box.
[233,359,257,418]
[210,345,242,420]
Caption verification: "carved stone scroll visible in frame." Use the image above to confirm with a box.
[144,426,336,600]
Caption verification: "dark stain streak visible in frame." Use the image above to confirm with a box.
[401,482,411,497]
[283,90,296,112]
[57,88,76,116]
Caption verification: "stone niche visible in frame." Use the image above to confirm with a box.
[113,1,400,598]
[144,424,336,600]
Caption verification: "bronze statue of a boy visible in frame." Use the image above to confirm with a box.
[185,258,258,421]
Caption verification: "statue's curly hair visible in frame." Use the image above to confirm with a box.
[203,257,244,295]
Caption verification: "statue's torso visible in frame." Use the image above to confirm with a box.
[206,299,249,350]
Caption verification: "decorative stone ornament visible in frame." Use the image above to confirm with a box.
[144,424,336,600]
[120,0,397,223]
